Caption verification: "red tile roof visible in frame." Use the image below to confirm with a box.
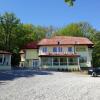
[38,36,93,46]
[23,42,38,49]
[0,50,11,54]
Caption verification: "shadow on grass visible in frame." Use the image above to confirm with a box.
[0,70,53,82]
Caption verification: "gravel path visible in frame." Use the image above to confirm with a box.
[0,70,100,100]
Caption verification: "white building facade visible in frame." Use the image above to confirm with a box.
[38,36,93,70]
[20,36,93,70]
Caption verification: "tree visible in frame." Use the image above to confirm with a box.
[56,22,95,38]
[0,12,20,52]
[65,0,75,6]
[92,32,100,67]
[78,22,95,38]
[32,25,47,41]
[57,23,84,37]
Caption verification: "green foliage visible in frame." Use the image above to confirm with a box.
[57,22,95,38]
[65,0,75,6]
[0,12,47,53]
[57,23,83,37]
[0,12,20,52]
[92,32,100,67]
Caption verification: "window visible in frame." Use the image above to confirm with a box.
[68,58,78,65]
[53,57,59,65]
[43,47,47,53]
[41,57,52,66]
[79,56,87,63]
[53,47,57,52]
[76,46,86,52]
[53,47,62,52]
[68,47,72,52]
[0,55,3,64]
[60,57,67,65]
[58,47,62,52]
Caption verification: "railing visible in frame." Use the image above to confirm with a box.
[39,52,76,55]
[68,62,78,65]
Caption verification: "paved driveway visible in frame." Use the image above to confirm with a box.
[0,70,100,100]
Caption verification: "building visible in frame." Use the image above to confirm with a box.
[0,50,11,70]
[19,42,39,68]
[20,36,93,70]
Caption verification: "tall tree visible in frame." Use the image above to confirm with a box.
[0,12,20,51]
[57,23,84,37]
[78,22,95,38]
[92,32,100,67]
[32,25,47,41]
[56,22,95,38]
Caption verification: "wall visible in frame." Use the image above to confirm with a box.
[25,49,38,67]
[76,46,92,67]
[39,45,92,68]
[20,54,25,62]
[39,45,75,55]
[0,65,11,70]
[0,54,11,70]
[26,49,38,59]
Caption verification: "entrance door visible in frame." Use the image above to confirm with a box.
[33,59,39,68]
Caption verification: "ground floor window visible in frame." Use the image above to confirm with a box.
[68,58,78,65]
[41,57,52,66]
[41,57,79,66]
[0,54,3,64]
[33,60,39,67]
[60,57,67,65]
[0,54,10,65]
[53,57,59,65]
[79,56,87,63]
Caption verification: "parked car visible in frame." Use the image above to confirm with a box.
[88,67,100,77]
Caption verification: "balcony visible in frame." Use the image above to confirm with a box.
[39,52,80,57]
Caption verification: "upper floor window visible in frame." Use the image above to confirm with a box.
[43,47,47,53]
[53,47,57,52]
[58,47,62,52]
[76,46,86,52]
[53,47,62,52]
[79,56,87,63]
[68,47,72,52]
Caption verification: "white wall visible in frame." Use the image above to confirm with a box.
[39,45,93,67]
[25,49,38,59]
[39,45,75,55]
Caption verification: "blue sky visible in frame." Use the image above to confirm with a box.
[0,0,100,30]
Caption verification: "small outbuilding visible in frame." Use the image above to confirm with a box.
[19,42,39,69]
[0,50,11,70]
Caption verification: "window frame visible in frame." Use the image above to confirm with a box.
[0,54,3,64]
[68,47,73,52]
[53,47,57,52]
[58,47,62,52]
[42,47,48,53]
[53,47,62,53]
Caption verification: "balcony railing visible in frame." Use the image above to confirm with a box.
[39,52,75,55]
